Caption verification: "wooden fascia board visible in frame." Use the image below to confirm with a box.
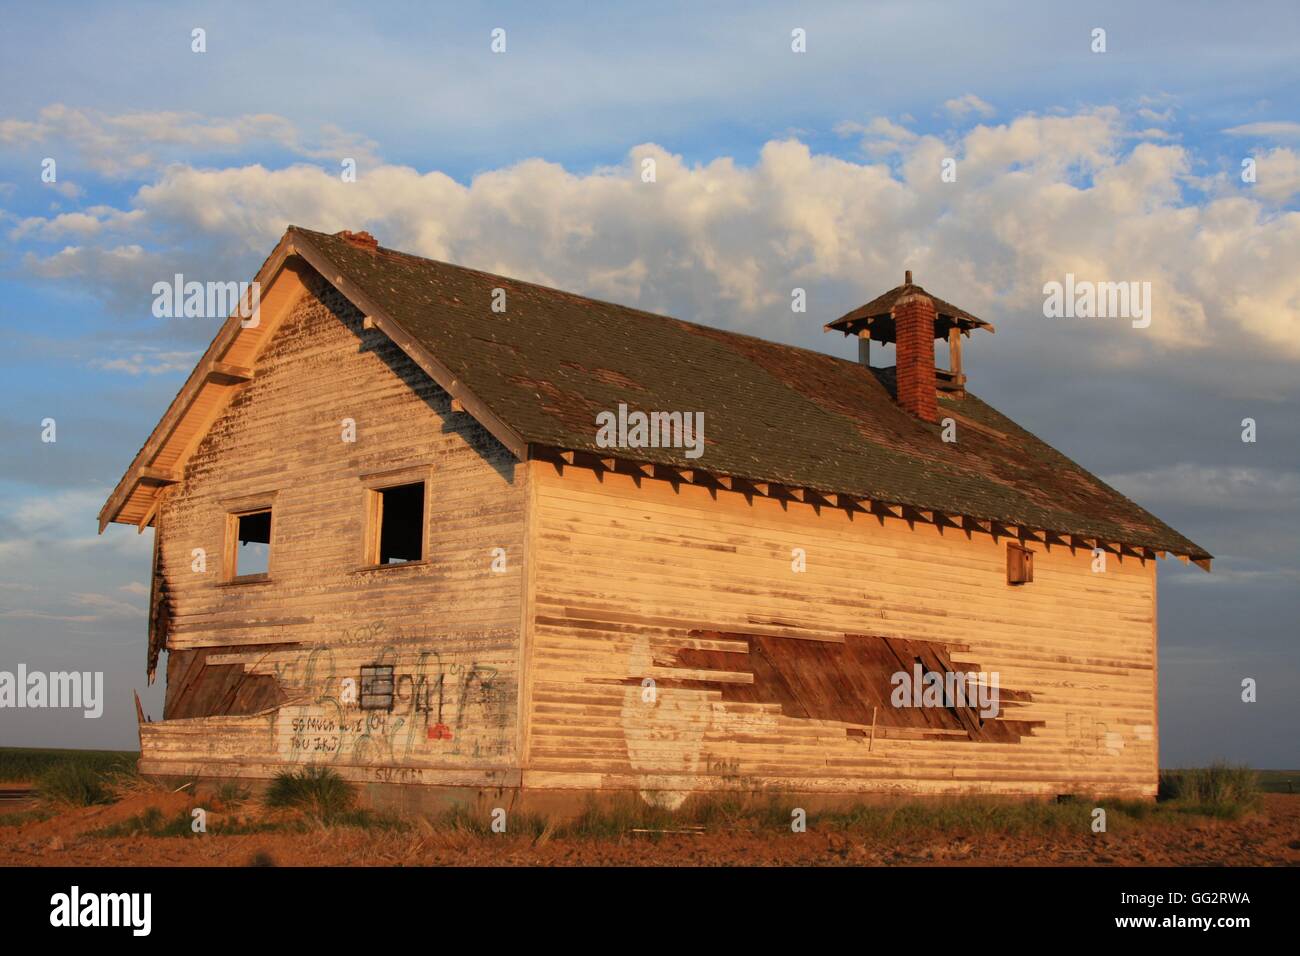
[98,232,299,532]
[289,233,529,462]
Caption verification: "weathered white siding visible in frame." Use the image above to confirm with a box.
[137,273,1160,803]
[140,277,527,788]
[523,462,1159,800]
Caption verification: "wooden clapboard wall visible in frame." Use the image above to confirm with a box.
[135,268,1158,801]
[139,277,527,787]
[522,461,1159,799]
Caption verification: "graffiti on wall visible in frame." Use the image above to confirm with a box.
[219,621,515,766]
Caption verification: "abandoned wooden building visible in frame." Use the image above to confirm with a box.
[99,227,1211,806]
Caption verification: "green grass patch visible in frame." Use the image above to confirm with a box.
[1255,770,1300,794]
[0,807,56,827]
[89,804,409,839]
[214,781,252,808]
[419,777,1265,841]
[425,803,548,837]
[36,762,114,807]
[91,807,280,838]
[328,809,412,832]
[818,798,1090,835]
[264,766,356,823]
[1159,762,1260,818]
[0,747,136,782]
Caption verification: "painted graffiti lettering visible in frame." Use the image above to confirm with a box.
[275,622,513,767]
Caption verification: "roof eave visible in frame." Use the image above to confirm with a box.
[99,227,530,532]
[98,230,301,532]
[529,443,1213,570]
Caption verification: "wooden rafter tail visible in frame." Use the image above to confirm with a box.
[727,476,765,498]
[802,488,833,508]
[136,497,160,534]
[138,466,180,485]
[899,505,928,527]
[652,463,688,484]
[532,445,568,472]
[835,493,869,514]
[1193,556,1212,572]
[932,510,961,530]
[694,470,731,492]
[871,500,902,520]
[206,361,254,384]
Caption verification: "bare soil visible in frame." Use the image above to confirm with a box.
[2,790,1297,867]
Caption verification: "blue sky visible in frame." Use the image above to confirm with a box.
[1,0,1297,766]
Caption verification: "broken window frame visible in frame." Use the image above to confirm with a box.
[359,465,434,569]
[222,499,276,583]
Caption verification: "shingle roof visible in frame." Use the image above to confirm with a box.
[290,226,1209,561]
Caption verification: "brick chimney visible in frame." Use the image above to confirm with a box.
[825,270,992,415]
[892,274,939,423]
[336,229,379,252]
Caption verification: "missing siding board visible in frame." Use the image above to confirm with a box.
[163,646,287,719]
[1007,542,1034,585]
[673,631,1040,744]
[360,664,396,711]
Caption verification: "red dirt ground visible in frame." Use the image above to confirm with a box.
[2,791,1298,866]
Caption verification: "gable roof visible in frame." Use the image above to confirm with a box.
[100,225,1210,566]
